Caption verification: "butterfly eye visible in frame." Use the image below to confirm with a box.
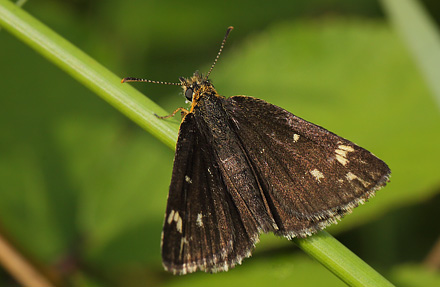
[185,88,194,100]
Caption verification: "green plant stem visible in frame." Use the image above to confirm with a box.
[381,0,440,109]
[0,1,395,286]
[293,231,394,286]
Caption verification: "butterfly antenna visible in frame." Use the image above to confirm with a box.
[121,77,182,85]
[205,26,234,79]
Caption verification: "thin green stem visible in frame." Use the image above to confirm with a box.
[293,231,394,286]
[0,1,394,286]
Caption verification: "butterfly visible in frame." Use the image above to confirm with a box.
[122,26,390,275]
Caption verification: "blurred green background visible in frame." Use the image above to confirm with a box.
[1,0,440,286]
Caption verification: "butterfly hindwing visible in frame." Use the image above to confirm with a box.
[224,96,390,238]
[162,112,264,274]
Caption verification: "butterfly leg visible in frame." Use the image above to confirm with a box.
[155,107,190,119]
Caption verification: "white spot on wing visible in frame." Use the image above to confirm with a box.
[335,149,348,157]
[346,172,357,181]
[167,210,175,224]
[346,172,370,188]
[176,216,183,233]
[293,134,300,142]
[173,211,180,222]
[168,211,183,233]
[185,175,192,184]
[338,145,354,152]
[196,213,203,227]
[336,154,349,166]
[310,169,324,182]
[335,144,354,166]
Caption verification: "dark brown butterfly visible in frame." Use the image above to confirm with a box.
[122,26,390,275]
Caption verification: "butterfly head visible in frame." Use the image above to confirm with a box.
[179,71,214,102]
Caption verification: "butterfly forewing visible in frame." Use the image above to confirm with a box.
[224,96,390,237]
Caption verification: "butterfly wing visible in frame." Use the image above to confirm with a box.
[224,96,390,238]
[162,94,390,273]
[162,113,263,274]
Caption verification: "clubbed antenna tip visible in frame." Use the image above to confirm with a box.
[205,26,234,79]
